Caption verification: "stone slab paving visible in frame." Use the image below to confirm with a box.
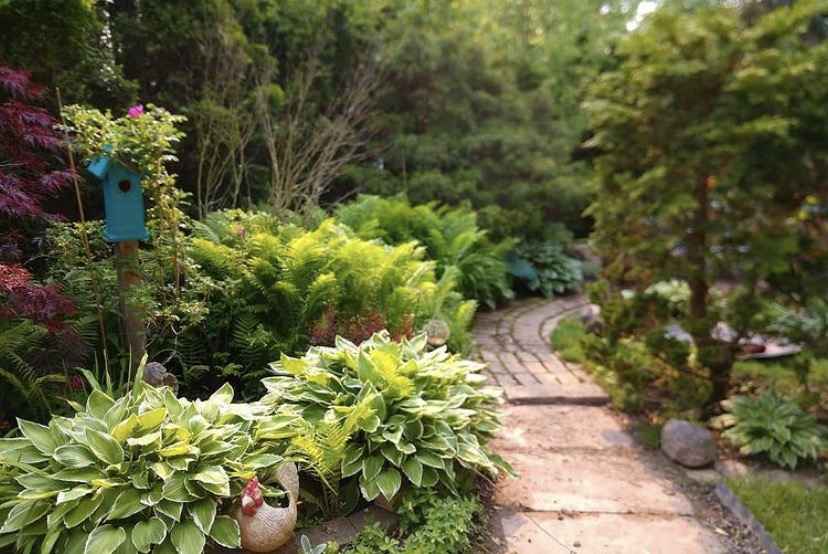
[475,296,730,554]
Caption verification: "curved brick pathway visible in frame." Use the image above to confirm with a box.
[476,296,730,554]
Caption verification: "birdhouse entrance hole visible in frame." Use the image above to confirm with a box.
[118,179,132,193]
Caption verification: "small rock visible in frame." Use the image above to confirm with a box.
[685,468,722,485]
[142,362,179,395]
[661,419,717,468]
[579,304,602,334]
[715,459,749,477]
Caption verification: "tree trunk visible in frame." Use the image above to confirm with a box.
[686,173,733,406]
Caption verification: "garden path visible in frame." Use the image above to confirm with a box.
[476,295,731,554]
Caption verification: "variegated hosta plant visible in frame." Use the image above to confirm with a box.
[0,368,293,554]
[260,332,513,506]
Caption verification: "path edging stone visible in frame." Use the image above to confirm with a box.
[714,483,782,554]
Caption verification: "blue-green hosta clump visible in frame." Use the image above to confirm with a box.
[0,372,293,554]
[715,389,827,470]
[259,332,513,505]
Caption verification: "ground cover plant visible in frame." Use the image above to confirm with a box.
[727,477,828,554]
[506,239,584,297]
[0,362,296,553]
[713,389,826,469]
[259,332,512,519]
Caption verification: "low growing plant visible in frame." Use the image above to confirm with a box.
[259,332,512,516]
[343,489,484,554]
[0,361,294,553]
[507,240,583,297]
[713,388,827,469]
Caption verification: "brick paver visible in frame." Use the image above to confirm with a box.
[474,295,609,405]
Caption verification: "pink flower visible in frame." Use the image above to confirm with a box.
[127,104,144,118]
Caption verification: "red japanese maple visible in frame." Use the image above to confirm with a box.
[0,65,75,261]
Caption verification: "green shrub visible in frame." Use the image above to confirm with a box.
[260,332,512,515]
[507,240,583,297]
[335,196,514,309]
[0,363,293,553]
[713,389,826,469]
[343,489,484,554]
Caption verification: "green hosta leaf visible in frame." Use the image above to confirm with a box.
[280,355,310,376]
[132,518,167,553]
[359,476,381,501]
[189,498,216,534]
[162,474,193,502]
[402,419,424,440]
[63,530,87,554]
[191,466,228,487]
[155,539,177,554]
[107,487,146,520]
[197,479,230,497]
[380,443,403,467]
[208,382,234,405]
[170,519,205,554]
[457,442,487,466]
[341,444,364,477]
[362,454,384,482]
[86,390,115,419]
[85,429,124,465]
[157,443,191,458]
[166,458,192,471]
[40,529,61,554]
[381,426,403,446]
[83,524,126,554]
[359,415,381,433]
[1,500,50,533]
[401,457,423,487]
[17,420,60,455]
[156,499,184,522]
[103,397,130,430]
[209,516,240,549]
[64,493,105,528]
[111,415,140,445]
[414,451,445,469]
[52,467,107,482]
[16,474,63,492]
[53,445,98,468]
[131,471,151,490]
[137,408,167,431]
[57,486,94,504]
[375,467,402,501]
[46,499,79,528]
[420,466,439,487]
[152,462,174,481]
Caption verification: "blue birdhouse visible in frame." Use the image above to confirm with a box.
[87,156,149,242]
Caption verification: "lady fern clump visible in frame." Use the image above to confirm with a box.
[335,196,514,308]
[181,211,477,396]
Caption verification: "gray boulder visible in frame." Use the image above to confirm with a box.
[660,419,717,468]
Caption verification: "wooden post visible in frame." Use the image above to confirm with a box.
[115,240,146,365]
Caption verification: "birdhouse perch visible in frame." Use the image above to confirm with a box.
[87,155,149,242]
